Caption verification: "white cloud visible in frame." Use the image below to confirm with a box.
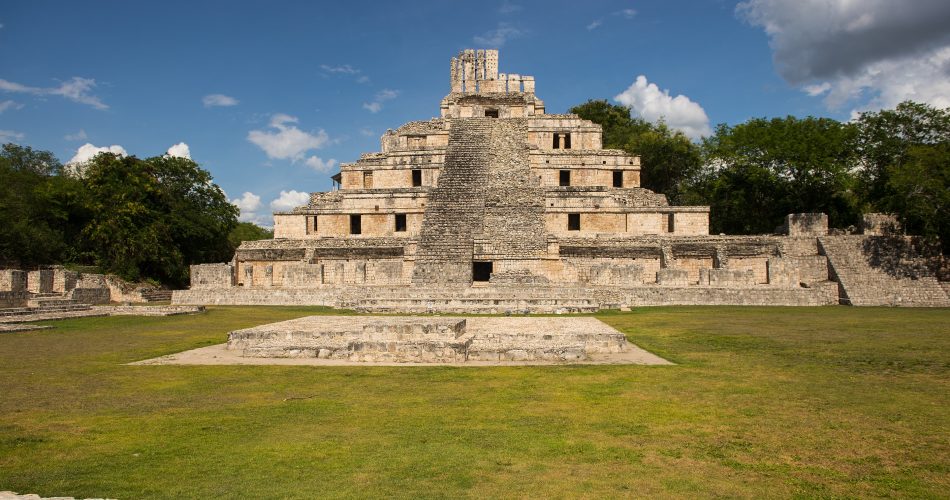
[614,75,712,140]
[231,191,262,212]
[0,130,25,143]
[586,19,603,31]
[356,75,371,84]
[362,102,382,113]
[64,129,88,141]
[304,156,338,172]
[359,127,375,137]
[165,142,191,159]
[0,77,108,110]
[229,191,272,225]
[0,100,23,113]
[320,64,360,75]
[737,0,950,112]
[67,143,127,165]
[247,114,330,161]
[473,22,524,48]
[202,94,238,107]
[362,89,399,114]
[617,8,637,19]
[270,190,310,212]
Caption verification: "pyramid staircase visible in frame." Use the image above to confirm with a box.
[412,118,495,285]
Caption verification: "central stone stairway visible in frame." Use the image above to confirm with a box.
[412,118,494,285]
[818,235,949,306]
[478,118,548,261]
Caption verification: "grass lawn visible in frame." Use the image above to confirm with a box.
[1,306,948,498]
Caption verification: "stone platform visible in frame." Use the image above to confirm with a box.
[134,316,671,366]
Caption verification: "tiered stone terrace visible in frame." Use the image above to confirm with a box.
[175,50,949,309]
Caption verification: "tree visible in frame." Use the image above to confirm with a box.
[696,117,861,234]
[80,153,237,286]
[0,144,80,267]
[570,100,702,203]
[229,222,274,250]
[883,143,950,250]
[854,101,950,208]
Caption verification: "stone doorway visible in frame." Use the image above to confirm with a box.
[472,261,493,282]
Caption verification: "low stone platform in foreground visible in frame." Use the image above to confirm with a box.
[133,316,671,366]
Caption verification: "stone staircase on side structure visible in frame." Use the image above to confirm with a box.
[412,118,494,285]
[818,235,950,307]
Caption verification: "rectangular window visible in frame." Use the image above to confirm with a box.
[484,109,499,118]
[394,213,407,232]
[559,170,571,186]
[362,171,373,189]
[563,133,572,149]
[613,170,623,188]
[350,214,362,235]
[552,133,560,149]
[667,213,675,233]
[307,216,318,235]
[568,213,581,231]
[411,169,422,187]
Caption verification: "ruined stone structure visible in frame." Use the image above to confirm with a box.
[175,50,949,310]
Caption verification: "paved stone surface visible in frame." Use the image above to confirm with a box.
[132,316,671,366]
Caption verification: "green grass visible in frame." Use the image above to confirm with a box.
[1,306,948,498]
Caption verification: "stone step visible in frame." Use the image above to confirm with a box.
[26,297,80,308]
[819,235,949,307]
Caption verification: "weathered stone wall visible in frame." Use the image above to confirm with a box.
[861,213,901,236]
[69,287,111,304]
[51,267,79,294]
[27,270,53,294]
[614,282,839,306]
[190,264,234,289]
[767,257,802,287]
[0,291,28,307]
[784,213,828,236]
[0,270,27,292]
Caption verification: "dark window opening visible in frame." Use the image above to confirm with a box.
[667,213,675,233]
[568,213,581,231]
[613,170,623,188]
[563,133,572,149]
[484,109,499,118]
[559,169,571,186]
[472,261,493,282]
[350,214,362,235]
[552,133,560,149]
[411,169,422,187]
[394,213,407,232]
[308,216,318,234]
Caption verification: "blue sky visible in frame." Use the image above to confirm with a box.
[3,0,949,225]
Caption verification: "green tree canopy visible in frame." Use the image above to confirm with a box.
[854,101,950,206]
[569,100,702,203]
[229,222,274,250]
[695,116,861,234]
[0,144,84,267]
[79,153,237,286]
